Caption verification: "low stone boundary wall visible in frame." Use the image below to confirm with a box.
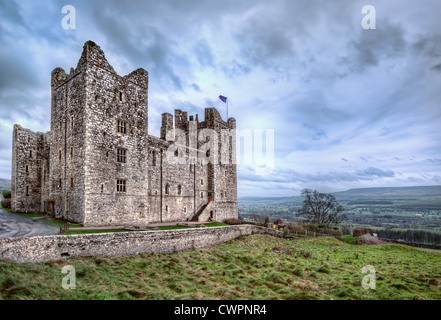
[379,238,441,250]
[0,225,282,263]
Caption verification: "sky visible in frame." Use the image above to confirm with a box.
[0,0,440,197]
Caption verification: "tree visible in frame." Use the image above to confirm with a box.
[296,189,346,226]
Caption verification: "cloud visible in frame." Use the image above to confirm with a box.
[356,167,395,178]
[0,0,440,196]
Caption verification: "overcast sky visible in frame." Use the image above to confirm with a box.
[1,0,440,197]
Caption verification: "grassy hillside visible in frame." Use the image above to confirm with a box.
[1,234,440,300]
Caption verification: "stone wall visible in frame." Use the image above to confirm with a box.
[0,225,282,263]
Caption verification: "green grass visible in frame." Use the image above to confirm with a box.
[157,222,230,230]
[42,218,82,228]
[342,235,354,244]
[61,229,128,235]
[157,225,196,230]
[203,222,230,227]
[1,234,441,300]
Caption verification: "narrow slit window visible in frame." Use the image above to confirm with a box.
[26,186,29,196]
[152,151,156,166]
[177,185,182,195]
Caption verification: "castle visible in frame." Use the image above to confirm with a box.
[11,41,238,227]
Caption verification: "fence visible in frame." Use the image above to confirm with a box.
[59,222,70,234]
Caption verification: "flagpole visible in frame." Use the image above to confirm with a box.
[227,100,229,120]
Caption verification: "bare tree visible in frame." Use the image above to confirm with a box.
[296,189,346,226]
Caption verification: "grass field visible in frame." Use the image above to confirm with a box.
[1,234,441,300]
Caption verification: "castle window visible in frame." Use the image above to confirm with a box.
[225,191,227,198]
[116,179,126,192]
[201,179,203,185]
[117,148,127,163]
[201,192,204,199]
[70,116,74,130]
[70,177,74,188]
[184,207,187,213]
[101,184,104,193]
[152,151,156,166]
[117,120,128,134]
[119,91,123,102]
[29,150,32,158]
[165,205,168,212]
[165,184,169,195]
[59,179,62,190]
[25,165,29,173]
[221,192,223,199]
[177,185,182,195]
[26,186,29,196]
[189,164,192,173]
[174,149,178,157]
[59,150,62,161]
[70,147,73,158]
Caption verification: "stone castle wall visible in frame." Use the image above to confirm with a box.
[11,125,50,213]
[0,225,281,263]
[11,41,238,227]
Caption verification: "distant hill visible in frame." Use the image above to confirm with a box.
[0,178,11,191]
[332,185,441,200]
[240,186,441,204]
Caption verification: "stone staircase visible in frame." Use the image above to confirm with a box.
[190,197,212,222]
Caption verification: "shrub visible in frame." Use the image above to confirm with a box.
[2,190,11,199]
[1,199,11,209]
[304,223,318,232]
[286,222,305,234]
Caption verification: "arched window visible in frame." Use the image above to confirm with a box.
[177,185,182,195]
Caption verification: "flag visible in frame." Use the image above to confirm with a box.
[219,95,227,103]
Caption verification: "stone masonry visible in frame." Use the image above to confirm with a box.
[11,40,238,227]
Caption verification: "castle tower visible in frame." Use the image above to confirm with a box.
[49,41,149,226]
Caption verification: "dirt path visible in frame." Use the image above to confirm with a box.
[0,208,59,239]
